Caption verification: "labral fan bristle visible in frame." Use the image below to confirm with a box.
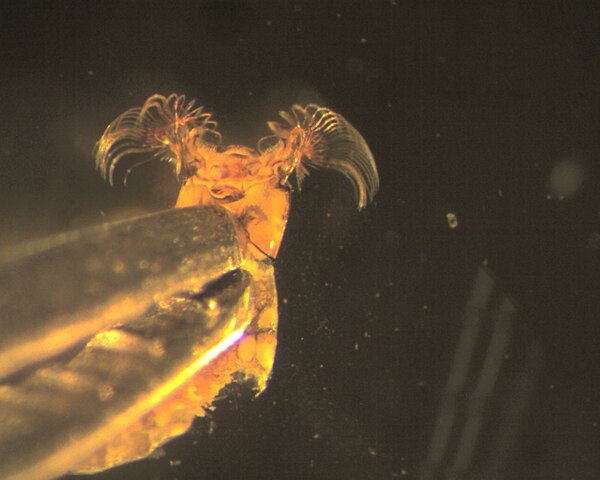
[274,104,379,209]
[94,94,220,186]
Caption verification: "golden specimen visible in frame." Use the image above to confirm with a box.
[0,93,378,480]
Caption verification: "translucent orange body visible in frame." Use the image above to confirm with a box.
[81,93,379,473]
[0,93,379,478]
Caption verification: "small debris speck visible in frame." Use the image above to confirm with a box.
[112,260,125,273]
[149,447,166,459]
[446,212,458,229]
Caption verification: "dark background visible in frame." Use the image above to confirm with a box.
[1,1,599,479]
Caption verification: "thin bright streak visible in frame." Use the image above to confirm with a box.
[5,327,247,480]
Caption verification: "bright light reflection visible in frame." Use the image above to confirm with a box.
[9,327,247,480]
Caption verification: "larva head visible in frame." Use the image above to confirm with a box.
[95,95,378,262]
[173,145,291,261]
[95,94,291,260]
